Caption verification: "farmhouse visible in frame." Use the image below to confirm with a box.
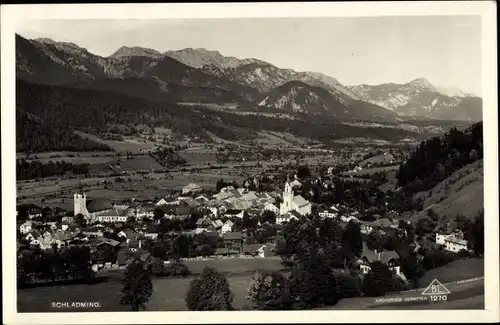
[358,247,401,276]
[279,176,311,216]
[19,221,34,234]
[276,210,301,224]
[223,232,244,254]
[221,220,234,234]
[182,183,202,195]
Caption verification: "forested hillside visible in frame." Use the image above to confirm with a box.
[16,109,111,153]
[396,122,483,193]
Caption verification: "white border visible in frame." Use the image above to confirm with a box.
[2,2,498,324]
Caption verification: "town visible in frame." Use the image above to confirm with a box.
[16,134,484,311]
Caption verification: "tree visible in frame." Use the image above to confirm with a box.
[185,266,233,311]
[362,261,395,297]
[399,255,425,288]
[366,231,384,252]
[261,210,277,224]
[120,259,153,311]
[247,271,290,310]
[297,165,310,179]
[74,213,87,229]
[472,211,484,256]
[153,207,165,222]
[342,221,363,256]
[469,149,478,161]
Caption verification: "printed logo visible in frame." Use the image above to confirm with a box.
[422,279,451,295]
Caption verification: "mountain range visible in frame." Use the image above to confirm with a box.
[16,34,482,124]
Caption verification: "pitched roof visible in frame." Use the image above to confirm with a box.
[293,195,309,208]
[223,232,243,240]
[371,218,394,228]
[86,199,114,213]
[361,249,400,264]
[183,183,201,190]
[89,237,120,247]
[98,208,130,217]
[182,197,201,208]
[224,220,234,227]
[243,244,265,255]
[225,209,243,215]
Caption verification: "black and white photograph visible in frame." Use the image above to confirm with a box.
[2,2,498,324]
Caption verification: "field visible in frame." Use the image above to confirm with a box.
[17,170,246,209]
[18,257,284,312]
[418,258,484,286]
[410,159,484,224]
[358,153,395,167]
[75,131,156,153]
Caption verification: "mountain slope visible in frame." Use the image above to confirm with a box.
[348,78,482,121]
[259,81,397,120]
[16,35,260,103]
[108,46,163,58]
[164,47,265,69]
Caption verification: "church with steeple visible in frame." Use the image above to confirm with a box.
[279,175,312,216]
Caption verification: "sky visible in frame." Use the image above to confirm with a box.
[17,16,482,95]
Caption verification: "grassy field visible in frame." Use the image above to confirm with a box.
[358,153,395,167]
[342,165,400,177]
[18,257,284,312]
[410,160,484,224]
[419,258,484,287]
[75,131,156,153]
[177,151,218,165]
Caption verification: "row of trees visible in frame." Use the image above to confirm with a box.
[17,246,95,287]
[17,159,90,180]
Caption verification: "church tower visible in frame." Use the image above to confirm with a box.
[280,174,294,215]
[74,192,88,216]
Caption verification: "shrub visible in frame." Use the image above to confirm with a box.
[185,266,233,311]
[247,271,290,310]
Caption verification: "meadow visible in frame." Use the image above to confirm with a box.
[17,257,284,312]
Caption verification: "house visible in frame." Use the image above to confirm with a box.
[143,224,159,240]
[221,220,234,234]
[223,232,243,254]
[117,228,139,242]
[358,247,401,276]
[27,207,43,219]
[276,210,300,224]
[224,209,244,219]
[29,230,77,250]
[156,198,169,206]
[136,204,156,220]
[20,221,34,234]
[195,195,210,204]
[196,217,212,228]
[242,244,275,258]
[360,222,373,235]
[279,176,312,216]
[340,215,359,223]
[181,197,201,209]
[435,229,468,252]
[211,219,224,229]
[370,218,395,229]
[94,208,130,223]
[83,227,104,237]
[182,183,202,195]
[264,203,280,215]
[318,209,337,219]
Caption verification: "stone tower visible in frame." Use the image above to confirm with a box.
[74,192,88,216]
